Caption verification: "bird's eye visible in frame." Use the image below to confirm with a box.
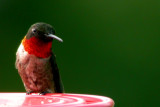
[32,29,37,33]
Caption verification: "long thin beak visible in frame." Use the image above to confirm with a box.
[47,34,63,42]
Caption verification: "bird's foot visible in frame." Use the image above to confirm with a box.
[38,92,47,95]
[26,91,33,95]
[38,91,50,95]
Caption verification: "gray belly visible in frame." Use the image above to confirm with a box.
[17,54,54,92]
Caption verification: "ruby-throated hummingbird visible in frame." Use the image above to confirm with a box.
[15,22,64,95]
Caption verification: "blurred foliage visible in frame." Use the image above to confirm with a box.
[0,0,160,106]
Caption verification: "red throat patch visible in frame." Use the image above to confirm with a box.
[22,36,52,58]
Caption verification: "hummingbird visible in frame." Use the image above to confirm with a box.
[15,22,64,95]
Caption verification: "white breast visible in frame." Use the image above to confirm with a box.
[16,43,28,61]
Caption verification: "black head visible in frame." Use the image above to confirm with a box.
[26,22,63,42]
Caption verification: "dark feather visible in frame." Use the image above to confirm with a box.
[50,53,64,93]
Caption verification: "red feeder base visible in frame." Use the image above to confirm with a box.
[0,93,114,107]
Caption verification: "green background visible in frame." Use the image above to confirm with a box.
[0,0,159,106]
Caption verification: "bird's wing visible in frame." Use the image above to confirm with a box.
[50,53,64,93]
